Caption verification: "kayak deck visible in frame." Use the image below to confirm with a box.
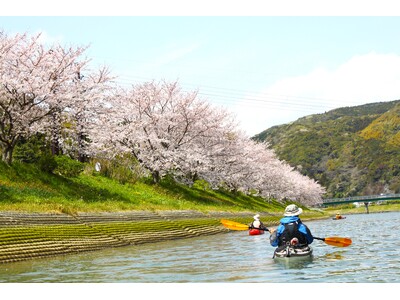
[273,245,313,260]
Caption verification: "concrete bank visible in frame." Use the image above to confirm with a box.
[0,210,281,264]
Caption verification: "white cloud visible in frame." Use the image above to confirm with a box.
[233,52,400,136]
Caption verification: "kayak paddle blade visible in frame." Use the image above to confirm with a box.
[220,219,249,231]
[323,237,352,247]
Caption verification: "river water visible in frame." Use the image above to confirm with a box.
[0,212,399,284]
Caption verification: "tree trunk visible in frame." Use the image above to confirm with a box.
[1,143,14,165]
[51,140,60,156]
[50,110,61,156]
[77,131,88,162]
[152,170,161,184]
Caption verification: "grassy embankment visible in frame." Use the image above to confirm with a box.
[0,161,307,217]
[1,161,398,218]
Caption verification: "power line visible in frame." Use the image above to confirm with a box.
[90,54,400,113]
[112,74,358,113]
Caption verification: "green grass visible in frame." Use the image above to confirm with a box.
[0,161,295,215]
[2,161,398,217]
[2,161,399,265]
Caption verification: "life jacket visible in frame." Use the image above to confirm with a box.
[250,220,264,229]
[278,221,308,247]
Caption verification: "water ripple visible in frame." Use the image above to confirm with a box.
[0,212,399,283]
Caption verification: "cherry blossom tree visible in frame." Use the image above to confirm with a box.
[0,31,88,164]
[88,79,325,204]
[92,80,236,183]
[61,66,114,161]
[1,30,325,205]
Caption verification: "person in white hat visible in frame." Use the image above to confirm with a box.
[249,214,266,230]
[269,204,313,249]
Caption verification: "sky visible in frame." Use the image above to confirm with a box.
[2,1,400,137]
[3,5,399,297]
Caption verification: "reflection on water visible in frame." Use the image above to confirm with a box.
[323,251,345,260]
[273,256,314,270]
[0,212,399,283]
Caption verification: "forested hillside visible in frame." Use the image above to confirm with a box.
[253,100,400,198]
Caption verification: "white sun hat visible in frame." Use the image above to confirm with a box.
[284,204,303,217]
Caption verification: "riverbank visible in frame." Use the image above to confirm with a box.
[2,205,400,264]
[0,161,326,264]
[2,162,399,264]
[324,201,400,215]
[0,209,329,264]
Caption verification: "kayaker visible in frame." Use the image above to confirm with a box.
[249,214,266,230]
[269,204,314,249]
[335,213,342,220]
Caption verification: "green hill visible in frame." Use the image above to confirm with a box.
[253,100,400,198]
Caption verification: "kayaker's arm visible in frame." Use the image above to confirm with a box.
[269,227,280,246]
[303,226,314,244]
[269,229,278,246]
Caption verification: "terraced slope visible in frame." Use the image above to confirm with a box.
[0,210,281,264]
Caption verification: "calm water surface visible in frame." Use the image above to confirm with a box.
[0,212,399,283]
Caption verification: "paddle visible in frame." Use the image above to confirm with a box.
[313,236,352,247]
[220,219,352,247]
[221,219,269,231]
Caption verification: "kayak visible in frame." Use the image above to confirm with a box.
[249,228,265,235]
[332,217,346,220]
[273,245,313,260]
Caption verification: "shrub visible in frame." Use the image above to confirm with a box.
[37,154,57,173]
[193,179,211,191]
[54,155,84,177]
[85,154,144,184]
[14,133,49,163]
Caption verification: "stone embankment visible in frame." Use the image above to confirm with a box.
[0,210,276,264]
